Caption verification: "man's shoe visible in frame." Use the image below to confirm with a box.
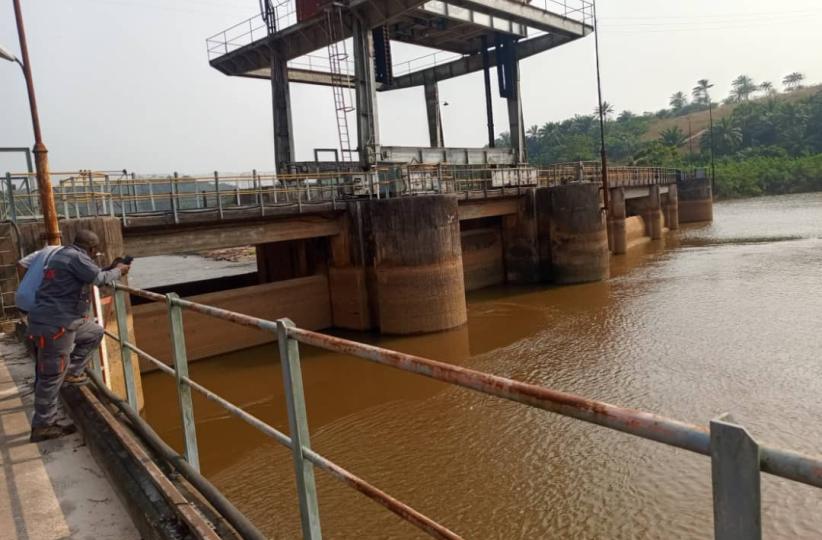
[64,373,89,385]
[30,422,77,443]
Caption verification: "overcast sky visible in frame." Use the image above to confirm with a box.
[1,0,820,174]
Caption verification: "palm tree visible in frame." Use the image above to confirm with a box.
[759,81,777,97]
[701,118,741,155]
[659,126,687,147]
[527,125,539,138]
[783,72,805,91]
[669,91,688,111]
[692,79,713,105]
[731,75,757,102]
[594,101,614,121]
[618,110,637,122]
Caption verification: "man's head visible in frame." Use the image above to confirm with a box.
[73,230,99,257]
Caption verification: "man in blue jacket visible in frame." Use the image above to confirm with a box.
[26,230,130,442]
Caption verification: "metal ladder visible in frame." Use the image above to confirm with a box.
[325,7,355,162]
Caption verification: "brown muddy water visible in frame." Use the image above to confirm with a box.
[142,192,822,539]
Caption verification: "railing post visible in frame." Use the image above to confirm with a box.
[171,173,180,224]
[276,318,322,540]
[166,293,200,472]
[710,413,762,540]
[214,171,223,220]
[113,287,138,411]
[148,179,156,211]
[88,171,98,216]
[5,173,16,223]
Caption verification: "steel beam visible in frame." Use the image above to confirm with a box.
[445,0,590,36]
[270,51,295,171]
[424,79,444,147]
[506,59,525,163]
[353,18,381,166]
[383,32,575,90]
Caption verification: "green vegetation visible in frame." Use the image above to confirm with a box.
[511,74,822,199]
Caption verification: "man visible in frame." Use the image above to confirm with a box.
[27,230,131,443]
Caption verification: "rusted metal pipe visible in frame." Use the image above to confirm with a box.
[302,448,463,540]
[12,0,60,245]
[115,283,822,491]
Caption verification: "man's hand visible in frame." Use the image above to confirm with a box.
[115,263,131,276]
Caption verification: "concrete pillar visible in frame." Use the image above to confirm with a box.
[328,209,372,331]
[644,185,663,240]
[608,187,627,255]
[506,60,525,164]
[363,195,466,334]
[502,188,543,284]
[545,184,609,284]
[677,176,713,223]
[424,79,444,148]
[353,18,380,166]
[270,52,294,172]
[665,184,680,230]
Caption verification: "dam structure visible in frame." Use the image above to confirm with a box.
[0,0,716,387]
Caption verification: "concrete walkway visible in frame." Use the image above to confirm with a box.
[0,333,138,540]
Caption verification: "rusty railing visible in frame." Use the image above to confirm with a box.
[95,281,822,540]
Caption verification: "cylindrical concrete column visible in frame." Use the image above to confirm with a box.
[607,187,627,255]
[665,184,680,230]
[644,185,663,240]
[365,195,466,334]
[677,176,713,223]
[547,184,609,284]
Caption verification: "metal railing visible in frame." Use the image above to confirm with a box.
[205,0,594,64]
[98,282,822,540]
[1,164,682,226]
[205,0,296,61]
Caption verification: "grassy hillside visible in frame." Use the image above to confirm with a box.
[644,84,822,142]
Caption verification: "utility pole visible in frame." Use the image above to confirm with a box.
[593,0,609,212]
[12,0,60,245]
[707,94,716,195]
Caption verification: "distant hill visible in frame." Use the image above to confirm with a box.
[644,84,822,144]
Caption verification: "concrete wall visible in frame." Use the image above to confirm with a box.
[625,216,649,249]
[132,275,331,370]
[460,225,505,292]
[678,177,713,223]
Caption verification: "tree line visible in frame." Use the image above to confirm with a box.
[507,74,822,198]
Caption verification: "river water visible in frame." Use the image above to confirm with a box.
[142,192,822,539]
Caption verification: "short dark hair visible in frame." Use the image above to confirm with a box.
[73,230,99,250]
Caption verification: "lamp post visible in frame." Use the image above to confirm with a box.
[1,0,61,245]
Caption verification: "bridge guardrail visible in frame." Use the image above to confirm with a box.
[93,281,822,540]
[2,164,682,227]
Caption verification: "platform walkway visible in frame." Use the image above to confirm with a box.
[0,334,137,540]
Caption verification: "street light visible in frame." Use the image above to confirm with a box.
[1,0,61,245]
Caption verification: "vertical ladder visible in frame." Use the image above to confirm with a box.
[325,7,355,162]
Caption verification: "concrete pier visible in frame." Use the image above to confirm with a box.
[607,188,627,255]
[545,184,610,284]
[364,195,467,334]
[678,176,714,223]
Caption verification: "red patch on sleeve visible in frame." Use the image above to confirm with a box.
[44,268,57,280]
